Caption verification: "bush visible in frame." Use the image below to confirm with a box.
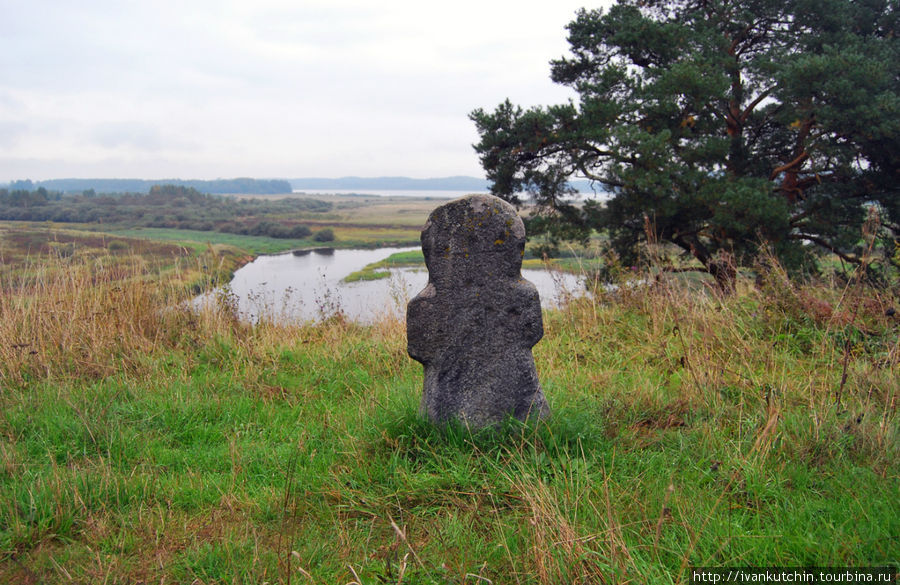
[259,222,312,239]
[286,224,312,239]
[313,228,335,242]
[249,221,277,237]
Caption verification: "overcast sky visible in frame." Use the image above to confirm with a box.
[0,0,611,182]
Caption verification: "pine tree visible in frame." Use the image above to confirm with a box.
[471,0,899,288]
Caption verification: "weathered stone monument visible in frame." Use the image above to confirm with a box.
[406,194,549,428]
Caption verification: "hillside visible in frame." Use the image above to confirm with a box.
[0,238,896,583]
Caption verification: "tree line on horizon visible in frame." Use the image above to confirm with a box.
[4,176,606,195]
[0,184,335,241]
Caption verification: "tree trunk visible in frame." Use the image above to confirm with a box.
[674,235,738,294]
[708,258,737,294]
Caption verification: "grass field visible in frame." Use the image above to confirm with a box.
[0,236,896,583]
[259,193,450,228]
[105,222,423,254]
[198,193,445,251]
[221,194,459,249]
[0,194,445,261]
[0,222,249,295]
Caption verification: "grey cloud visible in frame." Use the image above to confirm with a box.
[0,121,28,147]
[1,0,606,180]
[92,123,164,151]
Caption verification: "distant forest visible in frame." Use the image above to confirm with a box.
[5,177,293,195]
[0,184,335,240]
[2,176,602,195]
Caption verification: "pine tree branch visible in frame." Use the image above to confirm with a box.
[740,87,776,123]
[787,233,860,264]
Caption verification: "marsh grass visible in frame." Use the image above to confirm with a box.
[110,225,423,255]
[0,247,897,583]
[343,250,426,283]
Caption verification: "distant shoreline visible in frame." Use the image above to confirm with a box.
[3,175,605,196]
[290,188,472,199]
[290,176,603,194]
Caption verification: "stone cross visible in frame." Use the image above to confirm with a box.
[406,194,549,428]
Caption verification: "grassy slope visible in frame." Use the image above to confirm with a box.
[107,224,422,253]
[0,222,249,295]
[84,194,444,254]
[0,243,897,584]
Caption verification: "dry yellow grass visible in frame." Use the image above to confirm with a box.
[0,244,896,583]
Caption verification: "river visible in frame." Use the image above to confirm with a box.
[196,247,586,324]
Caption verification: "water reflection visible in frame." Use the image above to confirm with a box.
[197,247,585,324]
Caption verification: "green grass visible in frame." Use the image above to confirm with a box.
[345,249,604,283]
[0,222,247,296]
[51,193,444,255]
[0,248,897,583]
[522,255,605,273]
[91,223,423,254]
[102,226,329,255]
[344,250,425,282]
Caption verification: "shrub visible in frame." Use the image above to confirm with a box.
[286,224,312,239]
[313,228,335,242]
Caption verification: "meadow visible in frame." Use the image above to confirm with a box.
[0,221,896,583]
[0,187,440,255]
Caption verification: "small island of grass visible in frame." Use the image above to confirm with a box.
[345,246,610,283]
[343,249,425,282]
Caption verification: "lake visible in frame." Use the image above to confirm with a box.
[197,247,586,323]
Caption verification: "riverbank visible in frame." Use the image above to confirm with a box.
[1,246,897,583]
[203,246,585,324]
